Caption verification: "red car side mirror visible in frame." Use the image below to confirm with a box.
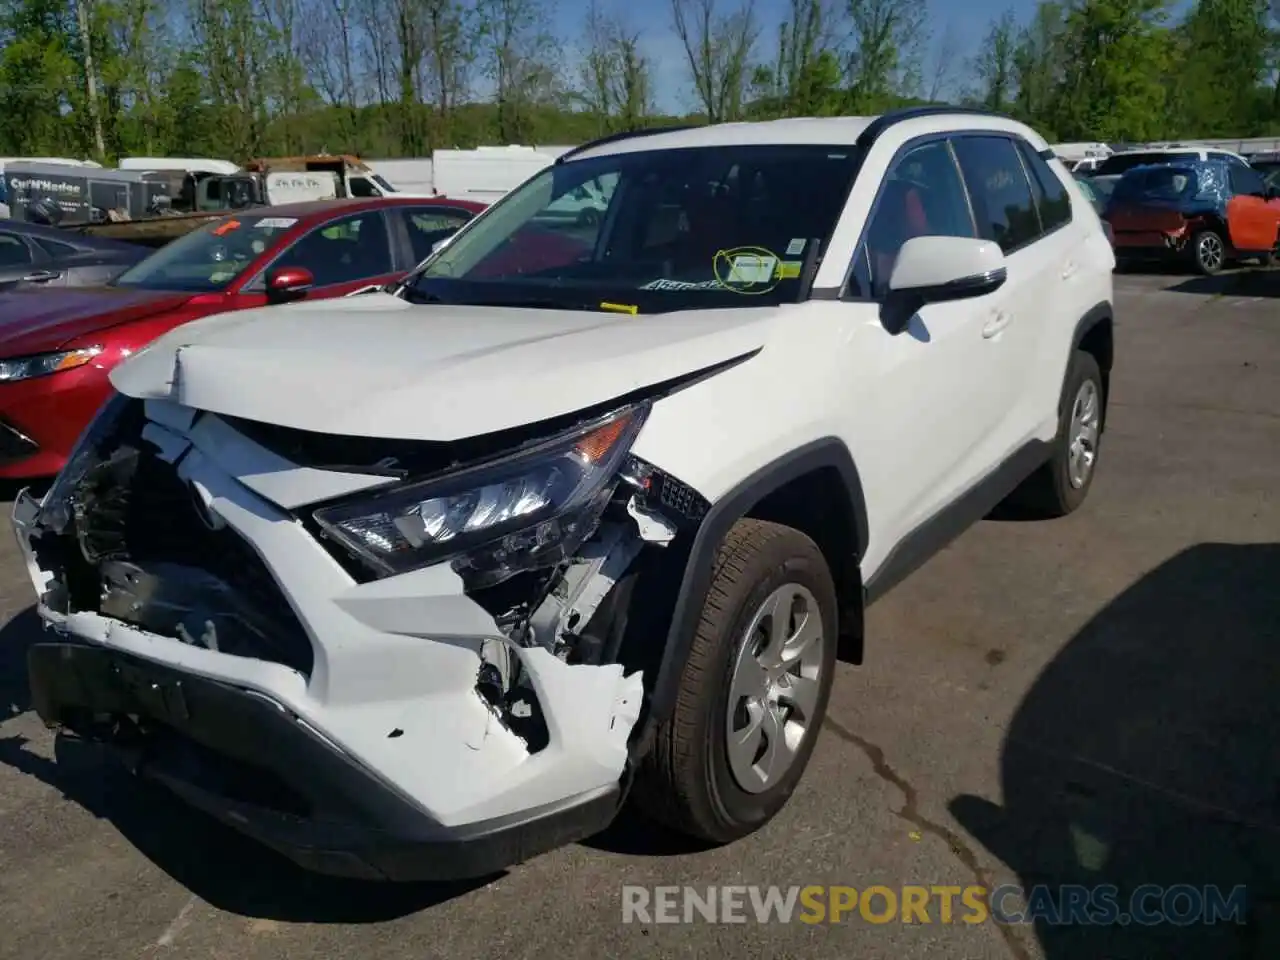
[266,266,314,301]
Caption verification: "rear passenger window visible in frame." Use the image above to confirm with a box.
[1016,142,1071,232]
[951,136,1041,253]
[1229,166,1266,197]
[852,139,976,298]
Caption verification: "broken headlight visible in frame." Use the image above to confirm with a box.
[313,403,649,586]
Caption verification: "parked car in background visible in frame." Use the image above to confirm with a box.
[1093,146,1251,178]
[1074,175,1106,214]
[0,220,147,291]
[0,195,485,479]
[1104,160,1280,274]
[1247,151,1280,181]
[1070,157,1106,175]
[1089,173,1122,203]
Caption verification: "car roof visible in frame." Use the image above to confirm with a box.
[565,111,1049,162]
[236,195,487,223]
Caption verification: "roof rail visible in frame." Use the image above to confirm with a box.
[555,125,700,164]
[855,105,1014,149]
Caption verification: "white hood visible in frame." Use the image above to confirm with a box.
[110,293,773,440]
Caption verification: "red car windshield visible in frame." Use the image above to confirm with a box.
[111,213,298,292]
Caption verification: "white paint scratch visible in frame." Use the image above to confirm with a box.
[157,894,199,947]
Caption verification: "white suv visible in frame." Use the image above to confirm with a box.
[13,107,1115,882]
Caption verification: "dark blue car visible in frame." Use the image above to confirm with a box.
[1102,159,1280,275]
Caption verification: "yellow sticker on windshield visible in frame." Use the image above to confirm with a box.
[599,301,638,315]
[712,246,785,295]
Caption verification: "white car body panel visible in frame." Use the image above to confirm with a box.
[110,295,772,441]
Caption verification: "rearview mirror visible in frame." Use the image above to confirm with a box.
[266,266,314,302]
[881,236,1008,335]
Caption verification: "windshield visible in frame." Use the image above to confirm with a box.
[373,174,397,193]
[110,213,298,292]
[410,144,862,312]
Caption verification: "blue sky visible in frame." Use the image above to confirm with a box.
[589,0,1199,113]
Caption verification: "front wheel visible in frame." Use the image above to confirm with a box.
[1191,229,1226,275]
[634,519,838,844]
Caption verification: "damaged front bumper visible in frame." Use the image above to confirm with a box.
[11,395,703,880]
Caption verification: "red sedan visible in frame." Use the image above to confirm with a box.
[0,195,485,479]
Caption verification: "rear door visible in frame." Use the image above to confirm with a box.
[1225,165,1280,254]
[949,134,1059,462]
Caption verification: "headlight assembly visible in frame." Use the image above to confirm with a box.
[0,346,103,383]
[313,403,650,586]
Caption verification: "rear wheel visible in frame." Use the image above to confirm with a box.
[634,519,837,844]
[1005,350,1104,519]
[1191,229,1226,275]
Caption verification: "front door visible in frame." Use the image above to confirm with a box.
[844,138,1014,551]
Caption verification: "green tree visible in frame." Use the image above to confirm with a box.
[1051,0,1175,141]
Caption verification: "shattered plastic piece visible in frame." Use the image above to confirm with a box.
[626,494,677,544]
[526,522,642,651]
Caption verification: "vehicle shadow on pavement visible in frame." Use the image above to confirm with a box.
[1167,269,1278,298]
[950,542,1280,959]
[0,607,496,922]
[0,607,40,716]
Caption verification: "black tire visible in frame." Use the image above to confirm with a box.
[1005,350,1105,519]
[634,518,838,844]
[1191,228,1226,276]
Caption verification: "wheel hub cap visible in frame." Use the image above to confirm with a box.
[725,583,825,793]
[1067,379,1101,489]
[1199,235,1223,271]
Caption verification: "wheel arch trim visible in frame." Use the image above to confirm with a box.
[632,438,868,755]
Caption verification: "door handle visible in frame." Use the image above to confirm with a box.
[22,270,60,283]
[982,311,1011,338]
[1061,260,1079,279]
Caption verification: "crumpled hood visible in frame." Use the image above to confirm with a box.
[0,286,193,356]
[110,293,773,440]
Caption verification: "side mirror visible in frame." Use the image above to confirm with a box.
[266,266,314,302]
[882,236,1008,335]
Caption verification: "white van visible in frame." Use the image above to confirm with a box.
[118,157,241,176]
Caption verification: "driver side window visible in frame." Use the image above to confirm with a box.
[851,139,977,300]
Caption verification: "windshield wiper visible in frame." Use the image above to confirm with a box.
[401,286,444,304]
[463,298,606,312]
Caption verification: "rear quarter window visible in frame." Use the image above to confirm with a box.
[1016,141,1072,232]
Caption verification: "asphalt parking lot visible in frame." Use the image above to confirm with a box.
[0,267,1278,960]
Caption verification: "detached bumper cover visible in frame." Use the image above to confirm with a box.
[27,639,622,881]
